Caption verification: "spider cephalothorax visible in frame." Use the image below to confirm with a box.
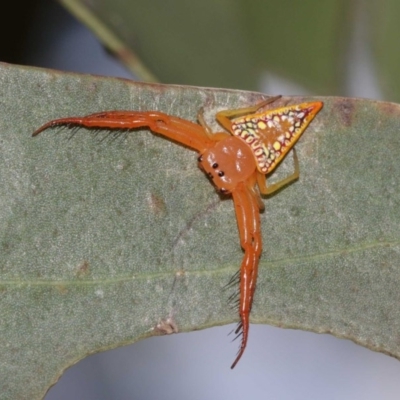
[198,137,256,194]
[33,95,323,368]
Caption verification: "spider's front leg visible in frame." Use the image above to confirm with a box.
[32,110,214,153]
[230,180,262,369]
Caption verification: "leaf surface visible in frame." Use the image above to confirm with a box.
[1,63,400,398]
[59,0,348,93]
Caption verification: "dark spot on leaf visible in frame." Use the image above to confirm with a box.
[55,284,68,295]
[334,98,355,127]
[153,317,179,335]
[290,206,300,217]
[379,101,400,116]
[147,193,167,216]
[76,260,90,278]
[87,82,97,92]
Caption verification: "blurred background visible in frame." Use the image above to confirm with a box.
[3,0,400,398]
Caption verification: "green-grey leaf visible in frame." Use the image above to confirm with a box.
[1,63,400,398]
[369,0,400,102]
[239,0,349,94]
[59,0,348,93]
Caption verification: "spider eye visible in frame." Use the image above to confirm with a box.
[212,163,218,169]
[207,172,214,179]
[220,188,228,194]
[197,155,203,162]
[218,171,225,177]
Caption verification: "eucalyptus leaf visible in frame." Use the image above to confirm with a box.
[1,63,400,398]
[369,0,400,102]
[59,0,347,93]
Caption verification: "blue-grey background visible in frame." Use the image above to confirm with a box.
[13,1,400,398]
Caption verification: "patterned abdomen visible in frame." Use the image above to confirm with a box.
[231,102,322,174]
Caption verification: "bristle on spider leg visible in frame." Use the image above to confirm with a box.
[54,125,71,136]
[224,270,240,290]
[57,126,80,142]
[234,343,244,357]
[232,330,244,343]
[232,298,240,306]
[224,280,239,290]
[235,322,243,334]
[104,132,118,144]
[105,129,132,144]
[114,129,131,143]
[229,300,240,311]
[228,270,240,284]
[227,320,242,336]
[90,128,104,142]
[227,290,239,303]
[109,131,124,142]
[32,120,80,137]
[231,306,239,313]
[99,132,112,143]
[63,123,78,131]
[67,128,79,141]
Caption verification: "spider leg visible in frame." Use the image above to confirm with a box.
[215,95,282,133]
[230,180,262,369]
[197,107,212,136]
[197,107,231,142]
[257,148,300,195]
[247,173,265,211]
[32,111,215,153]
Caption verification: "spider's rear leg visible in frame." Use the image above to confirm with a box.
[230,181,262,369]
[197,107,230,141]
[257,148,300,196]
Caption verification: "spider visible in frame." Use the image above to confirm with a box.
[32,95,323,368]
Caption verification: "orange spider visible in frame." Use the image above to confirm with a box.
[33,95,323,368]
